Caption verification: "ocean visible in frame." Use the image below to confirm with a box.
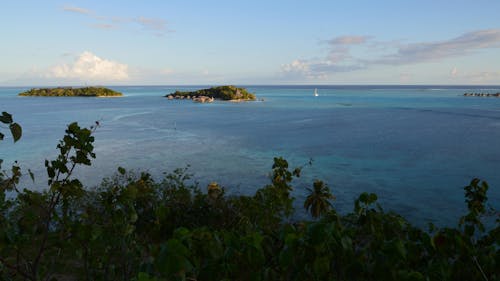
[1,85,499,226]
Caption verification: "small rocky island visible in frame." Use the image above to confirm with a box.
[19,87,123,97]
[166,85,256,103]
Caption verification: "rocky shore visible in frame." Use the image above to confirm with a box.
[166,94,215,103]
[165,85,256,103]
[463,92,500,97]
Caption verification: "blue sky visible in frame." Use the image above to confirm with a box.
[1,0,500,85]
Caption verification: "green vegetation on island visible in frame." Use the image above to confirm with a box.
[1,113,499,281]
[18,87,123,97]
[166,85,256,102]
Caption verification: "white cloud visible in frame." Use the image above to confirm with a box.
[280,35,370,80]
[281,59,315,79]
[376,29,500,65]
[328,35,370,45]
[282,59,310,73]
[63,6,92,15]
[135,17,168,33]
[49,51,128,81]
[450,67,458,77]
[62,6,172,36]
[91,23,116,30]
[281,58,363,80]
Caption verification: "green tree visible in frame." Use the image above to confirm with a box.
[0,111,23,192]
[1,111,499,281]
[304,180,334,218]
[1,120,98,281]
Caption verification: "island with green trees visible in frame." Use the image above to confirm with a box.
[166,85,256,103]
[18,86,123,97]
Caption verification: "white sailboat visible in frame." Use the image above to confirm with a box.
[314,88,319,97]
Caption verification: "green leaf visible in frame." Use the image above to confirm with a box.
[124,224,135,235]
[279,247,294,267]
[130,212,138,223]
[28,169,35,182]
[292,167,301,177]
[406,271,425,281]
[307,223,327,245]
[173,227,191,240]
[0,112,13,124]
[118,166,126,175]
[394,239,407,259]
[9,123,22,142]
[284,233,298,245]
[157,239,193,276]
[359,192,369,202]
[341,236,352,251]
[91,227,102,241]
[313,256,330,276]
[464,225,475,237]
[137,272,158,281]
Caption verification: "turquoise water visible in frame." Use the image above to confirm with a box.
[1,85,499,225]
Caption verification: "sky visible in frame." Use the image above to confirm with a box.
[1,0,500,85]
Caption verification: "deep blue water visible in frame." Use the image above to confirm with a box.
[1,85,499,226]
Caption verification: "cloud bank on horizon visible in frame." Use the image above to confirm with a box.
[49,51,128,81]
[282,29,500,82]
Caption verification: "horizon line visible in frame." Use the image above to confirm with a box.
[2,84,500,88]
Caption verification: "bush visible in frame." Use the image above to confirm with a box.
[1,114,498,281]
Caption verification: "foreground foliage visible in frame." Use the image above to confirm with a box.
[18,87,123,97]
[0,117,499,281]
